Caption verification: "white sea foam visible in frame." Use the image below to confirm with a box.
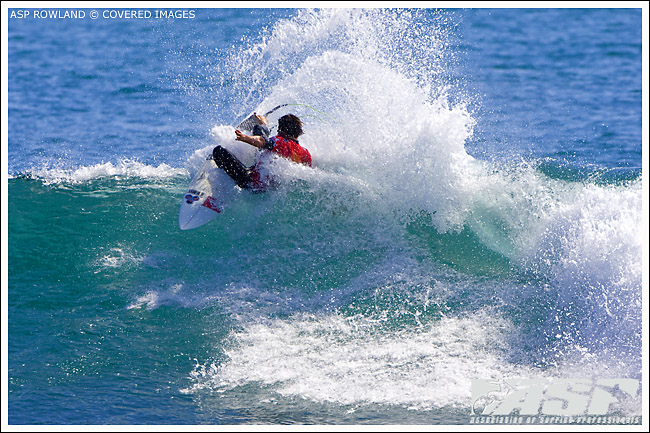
[186,312,515,408]
[23,160,187,185]
[93,246,143,273]
[186,311,641,414]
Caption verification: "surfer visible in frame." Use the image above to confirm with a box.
[212,113,312,190]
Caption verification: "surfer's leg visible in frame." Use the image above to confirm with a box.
[212,146,251,188]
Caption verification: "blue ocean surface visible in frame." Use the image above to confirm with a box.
[6,8,644,425]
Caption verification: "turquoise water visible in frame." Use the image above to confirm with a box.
[7,8,643,424]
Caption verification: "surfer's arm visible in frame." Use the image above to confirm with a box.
[235,113,272,149]
[235,130,268,149]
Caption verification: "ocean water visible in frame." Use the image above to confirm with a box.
[6,8,644,425]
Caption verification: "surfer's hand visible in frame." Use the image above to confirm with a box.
[235,129,246,142]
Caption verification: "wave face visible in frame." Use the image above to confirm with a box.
[8,8,642,425]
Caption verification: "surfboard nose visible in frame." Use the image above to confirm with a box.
[179,220,190,230]
[179,217,203,231]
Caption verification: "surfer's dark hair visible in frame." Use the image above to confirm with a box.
[278,114,303,139]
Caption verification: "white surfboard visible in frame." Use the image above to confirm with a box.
[178,158,237,230]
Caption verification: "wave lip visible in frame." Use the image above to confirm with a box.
[14,160,187,185]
